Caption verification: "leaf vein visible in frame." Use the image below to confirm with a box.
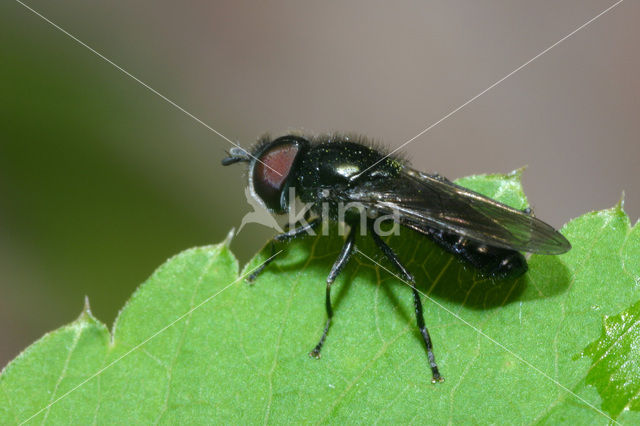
[41,324,83,425]
[154,251,219,424]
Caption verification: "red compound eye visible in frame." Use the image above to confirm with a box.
[252,142,300,212]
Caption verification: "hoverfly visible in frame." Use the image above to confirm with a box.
[222,134,570,382]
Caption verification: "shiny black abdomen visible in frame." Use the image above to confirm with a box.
[425,227,528,279]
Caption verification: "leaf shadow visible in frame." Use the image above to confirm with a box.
[416,250,571,310]
[517,254,572,302]
[249,229,571,314]
[379,279,413,328]
[378,230,573,311]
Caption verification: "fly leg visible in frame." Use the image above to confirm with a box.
[369,223,444,383]
[309,225,357,358]
[247,217,320,282]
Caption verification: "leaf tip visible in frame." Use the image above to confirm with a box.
[75,295,96,324]
[616,190,626,212]
[223,227,236,248]
[509,165,527,179]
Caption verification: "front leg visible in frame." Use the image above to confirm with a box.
[247,217,320,282]
[309,224,357,358]
[369,222,444,383]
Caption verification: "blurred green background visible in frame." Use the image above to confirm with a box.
[0,0,274,366]
[1,0,638,368]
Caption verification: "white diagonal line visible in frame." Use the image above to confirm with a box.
[354,0,625,180]
[18,250,283,425]
[354,247,618,424]
[13,0,282,177]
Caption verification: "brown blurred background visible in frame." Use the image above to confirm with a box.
[1,0,638,367]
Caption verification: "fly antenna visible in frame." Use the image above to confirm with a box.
[221,147,251,166]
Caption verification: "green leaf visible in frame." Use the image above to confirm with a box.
[1,171,639,424]
[581,299,640,418]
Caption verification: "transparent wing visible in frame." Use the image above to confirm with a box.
[340,168,571,254]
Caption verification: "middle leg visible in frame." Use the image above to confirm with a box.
[369,222,444,383]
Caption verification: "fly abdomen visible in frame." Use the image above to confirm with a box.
[425,228,528,280]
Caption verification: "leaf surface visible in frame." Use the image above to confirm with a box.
[1,171,639,424]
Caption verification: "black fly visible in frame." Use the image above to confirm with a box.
[222,134,571,383]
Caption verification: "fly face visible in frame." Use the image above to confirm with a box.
[223,135,308,214]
